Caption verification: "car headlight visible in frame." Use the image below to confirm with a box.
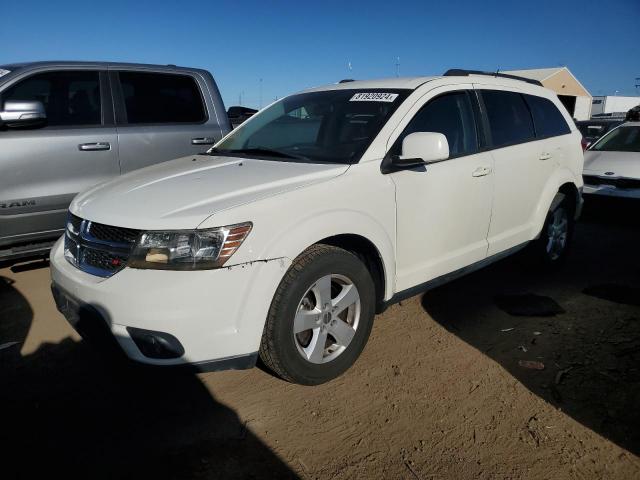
[128,222,252,270]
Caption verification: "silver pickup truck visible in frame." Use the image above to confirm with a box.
[0,61,230,263]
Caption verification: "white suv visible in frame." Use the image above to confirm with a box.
[50,70,584,385]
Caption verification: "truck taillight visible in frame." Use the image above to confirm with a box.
[581,138,590,151]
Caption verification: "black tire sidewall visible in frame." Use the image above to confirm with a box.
[268,248,375,385]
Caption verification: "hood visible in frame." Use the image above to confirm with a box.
[71,155,349,229]
[583,151,640,178]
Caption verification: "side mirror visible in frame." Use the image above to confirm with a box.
[381,132,450,174]
[0,100,47,128]
[401,132,449,163]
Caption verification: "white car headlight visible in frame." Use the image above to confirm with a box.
[128,222,252,270]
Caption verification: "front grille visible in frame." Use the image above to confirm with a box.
[88,222,140,244]
[64,213,140,278]
[583,175,640,190]
[82,248,127,272]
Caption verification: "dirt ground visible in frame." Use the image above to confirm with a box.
[1,196,639,479]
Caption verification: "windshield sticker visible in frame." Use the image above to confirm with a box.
[350,92,398,102]
[0,69,10,78]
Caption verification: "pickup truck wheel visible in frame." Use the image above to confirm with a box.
[259,244,375,385]
[530,198,574,267]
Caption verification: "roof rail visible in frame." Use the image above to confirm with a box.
[443,69,543,87]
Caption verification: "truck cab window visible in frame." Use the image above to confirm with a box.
[2,71,101,127]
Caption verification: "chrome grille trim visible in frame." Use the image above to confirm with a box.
[64,213,141,278]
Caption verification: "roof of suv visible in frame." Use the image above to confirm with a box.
[305,73,549,93]
[307,77,439,91]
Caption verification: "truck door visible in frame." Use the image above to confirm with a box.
[112,70,225,173]
[0,69,119,250]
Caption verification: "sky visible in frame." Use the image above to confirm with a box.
[2,0,639,109]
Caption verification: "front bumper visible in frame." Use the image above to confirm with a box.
[50,237,291,367]
[583,183,640,199]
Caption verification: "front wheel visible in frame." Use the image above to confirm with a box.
[259,244,375,385]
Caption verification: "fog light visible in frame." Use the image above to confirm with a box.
[127,327,185,359]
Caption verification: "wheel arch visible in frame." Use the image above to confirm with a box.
[318,233,388,313]
[557,182,581,219]
[252,210,396,307]
[532,170,582,239]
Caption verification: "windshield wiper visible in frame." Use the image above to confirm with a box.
[208,147,310,161]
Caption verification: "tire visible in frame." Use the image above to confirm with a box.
[529,196,574,268]
[259,244,376,385]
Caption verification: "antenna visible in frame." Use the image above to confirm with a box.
[636,77,640,91]
[348,61,353,73]
[395,57,400,77]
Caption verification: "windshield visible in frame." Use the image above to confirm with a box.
[213,89,410,164]
[577,121,624,140]
[592,125,640,153]
[577,123,607,138]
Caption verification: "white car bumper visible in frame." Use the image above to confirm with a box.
[49,237,290,368]
[583,183,640,199]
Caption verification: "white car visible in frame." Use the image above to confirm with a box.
[583,122,640,199]
[50,70,584,385]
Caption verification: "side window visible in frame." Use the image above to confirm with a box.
[1,71,101,127]
[481,90,535,148]
[524,94,571,138]
[392,91,478,157]
[118,71,206,124]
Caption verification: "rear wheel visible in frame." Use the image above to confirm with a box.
[530,197,574,267]
[259,244,375,385]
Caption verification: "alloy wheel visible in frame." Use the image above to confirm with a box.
[546,207,569,261]
[293,274,361,364]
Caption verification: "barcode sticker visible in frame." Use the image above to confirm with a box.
[350,92,398,102]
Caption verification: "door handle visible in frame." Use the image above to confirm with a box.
[191,137,216,145]
[539,152,552,161]
[79,142,110,151]
[472,166,492,177]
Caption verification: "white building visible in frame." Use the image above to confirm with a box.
[503,67,592,120]
[591,96,640,116]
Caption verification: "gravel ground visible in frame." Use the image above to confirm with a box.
[1,196,639,479]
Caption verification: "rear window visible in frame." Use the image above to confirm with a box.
[592,126,640,153]
[481,90,535,148]
[524,94,571,138]
[118,71,206,124]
